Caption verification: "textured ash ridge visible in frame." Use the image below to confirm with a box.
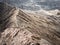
[0,2,41,45]
[0,2,60,45]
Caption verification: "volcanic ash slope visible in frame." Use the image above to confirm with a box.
[0,2,60,45]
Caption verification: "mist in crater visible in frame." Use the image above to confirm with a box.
[0,0,60,11]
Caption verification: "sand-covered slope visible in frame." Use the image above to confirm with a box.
[0,2,60,45]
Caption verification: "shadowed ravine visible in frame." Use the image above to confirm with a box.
[0,2,60,45]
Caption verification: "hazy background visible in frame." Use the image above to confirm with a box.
[0,0,60,11]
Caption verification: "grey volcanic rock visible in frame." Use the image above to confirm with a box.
[0,2,60,45]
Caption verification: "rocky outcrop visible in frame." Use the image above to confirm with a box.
[0,2,60,45]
